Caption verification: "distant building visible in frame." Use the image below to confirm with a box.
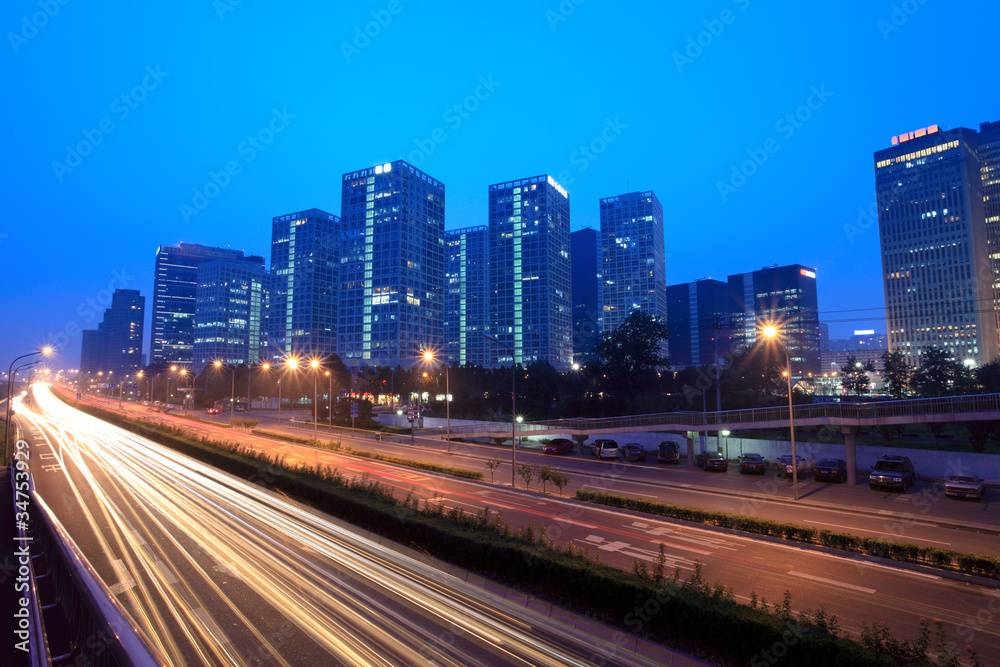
[666,279,731,368]
[192,256,267,374]
[151,244,253,365]
[875,125,998,367]
[339,161,445,368]
[822,348,886,376]
[571,227,602,364]
[728,264,821,376]
[80,289,145,377]
[488,175,573,370]
[826,330,889,353]
[445,226,490,367]
[269,208,340,363]
[599,192,667,341]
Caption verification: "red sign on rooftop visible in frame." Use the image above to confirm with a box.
[891,125,939,146]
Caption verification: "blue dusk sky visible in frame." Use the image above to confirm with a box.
[2,0,997,370]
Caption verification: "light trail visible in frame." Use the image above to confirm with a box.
[19,385,667,666]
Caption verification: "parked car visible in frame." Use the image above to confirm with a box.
[657,441,680,465]
[813,458,848,483]
[868,455,916,492]
[543,438,574,455]
[739,453,766,475]
[944,474,985,500]
[777,455,808,478]
[696,451,728,472]
[592,439,620,460]
[622,443,646,462]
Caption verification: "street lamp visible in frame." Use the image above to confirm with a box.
[248,361,270,415]
[214,361,236,421]
[484,334,517,486]
[721,429,731,459]
[763,325,799,501]
[423,350,451,451]
[310,359,321,431]
[325,370,334,425]
[5,347,53,461]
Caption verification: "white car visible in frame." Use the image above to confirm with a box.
[944,474,986,500]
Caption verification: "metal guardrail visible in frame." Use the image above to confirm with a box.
[287,419,389,442]
[418,393,1000,436]
[21,492,162,665]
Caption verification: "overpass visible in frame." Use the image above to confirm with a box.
[419,393,1000,485]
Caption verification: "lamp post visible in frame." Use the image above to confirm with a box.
[214,361,236,421]
[764,325,799,501]
[484,334,517,486]
[5,347,53,461]
[325,370,334,425]
[248,361,269,415]
[423,350,451,451]
[310,359,320,431]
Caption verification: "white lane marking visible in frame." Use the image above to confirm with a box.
[788,571,876,594]
[108,559,137,595]
[193,607,229,645]
[213,561,242,581]
[648,539,712,556]
[801,520,951,546]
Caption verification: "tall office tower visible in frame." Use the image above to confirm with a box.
[875,125,998,367]
[488,175,573,371]
[980,121,1000,347]
[80,289,145,376]
[269,208,340,363]
[445,226,490,366]
[727,264,821,376]
[340,161,445,368]
[571,227,602,364]
[151,244,253,365]
[666,279,731,368]
[192,256,267,374]
[599,192,667,339]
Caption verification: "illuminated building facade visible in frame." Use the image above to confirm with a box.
[875,125,998,368]
[151,244,250,365]
[339,161,445,368]
[445,226,489,366]
[488,175,572,371]
[269,208,339,362]
[193,256,267,374]
[980,121,1000,347]
[599,192,667,338]
[727,264,821,376]
[571,227,602,364]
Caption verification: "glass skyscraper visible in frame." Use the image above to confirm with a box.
[666,279,731,368]
[727,264,821,376]
[445,226,489,366]
[875,126,998,367]
[599,191,667,338]
[339,161,445,368]
[979,121,1000,346]
[192,256,267,374]
[570,227,602,364]
[488,175,572,371]
[151,244,249,365]
[80,289,145,376]
[269,208,340,362]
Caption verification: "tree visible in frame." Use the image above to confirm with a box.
[841,356,875,396]
[976,359,1000,393]
[587,310,670,404]
[911,347,963,398]
[879,350,911,399]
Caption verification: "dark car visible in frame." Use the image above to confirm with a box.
[869,455,916,492]
[813,458,848,483]
[543,438,574,455]
[696,451,728,472]
[206,407,220,415]
[658,441,680,465]
[739,453,766,475]
[776,455,808,478]
[622,443,646,462]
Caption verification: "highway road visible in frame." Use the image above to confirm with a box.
[67,390,1000,663]
[16,385,687,666]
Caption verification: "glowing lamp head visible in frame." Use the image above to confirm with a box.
[261,363,270,371]
[214,361,222,368]
[310,359,320,369]
[423,351,433,362]
[763,326,778,339]
[42,347,53,355]
[287,358,298,370]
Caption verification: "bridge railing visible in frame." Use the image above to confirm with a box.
[416,393,1000,436]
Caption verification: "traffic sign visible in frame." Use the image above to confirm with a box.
[350,402,359,418]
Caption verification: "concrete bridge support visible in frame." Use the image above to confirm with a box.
[686,431,696,470]
[842,426,858,486]
[573,434,589,456]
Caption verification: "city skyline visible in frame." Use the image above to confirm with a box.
[4,2,1000,369]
